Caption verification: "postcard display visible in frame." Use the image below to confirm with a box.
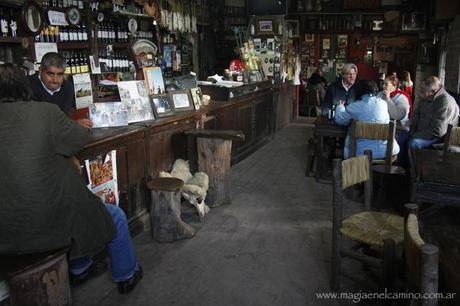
[85,150,119,206]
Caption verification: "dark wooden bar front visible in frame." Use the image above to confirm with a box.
[77,83,294,234]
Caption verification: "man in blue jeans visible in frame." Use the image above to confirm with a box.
[0,64,142,294]
[409,76,459,149]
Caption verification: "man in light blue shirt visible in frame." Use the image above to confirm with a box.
[335,80,400,159]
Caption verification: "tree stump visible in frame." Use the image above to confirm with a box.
[185,129,245,207]
[147,177,195,242]
[2,248,71,306]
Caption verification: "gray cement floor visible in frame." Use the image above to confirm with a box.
[72,123,357,306]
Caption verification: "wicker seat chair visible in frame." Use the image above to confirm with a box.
[403,203,439,306]
[350,120,406,209]
[330,150,404,291]
[443,124,460,156]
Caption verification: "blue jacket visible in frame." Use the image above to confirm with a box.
[334,94,400,159]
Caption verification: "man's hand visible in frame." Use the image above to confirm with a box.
[71,156,82,175]
[382,89,391,99]
[77,118,93,129]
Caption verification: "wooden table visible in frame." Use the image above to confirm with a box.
[410,149,460,206]
[313,116,347,182]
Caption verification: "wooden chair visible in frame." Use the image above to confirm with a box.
[404,203,439,306]
[301,88,321,117]
[443,124,460,156]
[409,148,460,207]
[331,150,404,291]
[350,120,406,209]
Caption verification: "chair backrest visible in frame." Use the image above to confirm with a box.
[350,120,396,170]
[443,124,460,155]
[304,88,321,107]
[404,204,439,305]
[333,150,373,212]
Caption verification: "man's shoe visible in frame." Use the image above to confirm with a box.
[117,265,143,295]
[69,261,107,287]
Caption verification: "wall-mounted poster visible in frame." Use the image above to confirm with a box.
[73,73,93,109]
[85,150,119,206]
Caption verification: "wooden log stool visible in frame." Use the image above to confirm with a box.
[185,129,245,207]
[0,248,71,306]
[147,177,196,242]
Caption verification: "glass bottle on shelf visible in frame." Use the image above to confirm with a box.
[0,9,9,37]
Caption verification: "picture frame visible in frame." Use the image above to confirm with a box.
[304,34,315,43]
[168,90,194,112]
[151,94,175,118]
[286,19,299,38]
[143,66,165,95]
[189,87,203,110]
[256,18,275,36]
[401,12,426,31]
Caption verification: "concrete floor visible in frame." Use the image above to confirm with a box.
[72,123,357,306]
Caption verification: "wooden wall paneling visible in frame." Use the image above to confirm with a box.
[237,103,254,152]
[146,118,195,178]
[254,94,270,141]
[126,138,148,218]
[116,146,130,215]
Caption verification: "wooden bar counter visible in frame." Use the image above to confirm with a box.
[76,82,294,234]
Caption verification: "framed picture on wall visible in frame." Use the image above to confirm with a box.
[401,12,426,31]
[286,19,299,38]
[256,18,275,35]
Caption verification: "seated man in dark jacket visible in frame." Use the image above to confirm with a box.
[323,63,358,115]
[0,64,142,294]
[409,76,459,149]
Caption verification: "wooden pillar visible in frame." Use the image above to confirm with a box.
[186,129,245,207]
[147,177,195,242]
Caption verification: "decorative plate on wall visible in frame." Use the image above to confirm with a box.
[66,7,81,26]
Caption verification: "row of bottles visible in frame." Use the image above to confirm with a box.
[98,50,132,73]
[48,0,84,9]
[34,24,88,43]
[62,51,89,75]
[0,8,18,38]
[96,23,129,43]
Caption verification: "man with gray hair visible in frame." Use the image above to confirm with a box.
[28,52,92,128]
[323,63,358,115]
[409,76,459,149]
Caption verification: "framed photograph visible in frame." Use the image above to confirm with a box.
[151,94,174,118]
[286,19,299,38]
[304,34,315,43]
[169,90,194,112]
[89,102,129,128]
[256,18,275,35]
[190,87,203,110]
[267,38,275,53]
[143,67,166,95]
[253,38,261,52]
[401,12,426,31]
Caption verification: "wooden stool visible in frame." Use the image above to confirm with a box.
[186,129,245,207]
[147,177,196,242]
[1,248,71,306]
